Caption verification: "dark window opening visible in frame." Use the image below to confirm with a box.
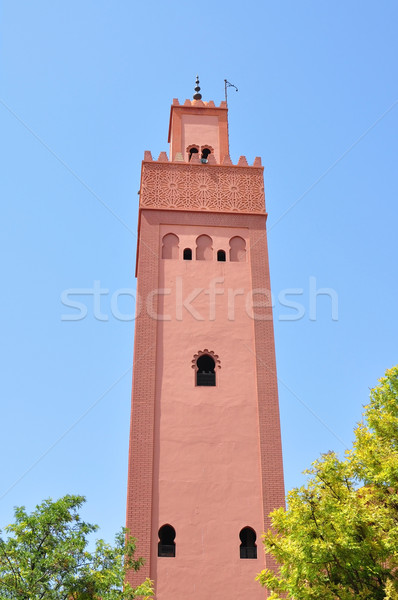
[201,148,211,163]
[217,250,226,262]
[158,524,176,557]
[240,527,257,559]
[189,147,199,161]
[196,354,216,387]
[183,248,192,260]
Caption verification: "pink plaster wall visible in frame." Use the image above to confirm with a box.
[127,208,285,598]
[181,115,220,162]
[152,224,266,599]
[126,210,285,599]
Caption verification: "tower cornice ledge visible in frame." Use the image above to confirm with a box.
[139,160,266,214]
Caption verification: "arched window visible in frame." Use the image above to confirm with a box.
[201,148,211,163]
[239,527,257,559]
[196,354,216,387]
[158,524,176,557]
[196,235,212,261]
[217,249,226,262]
[200,145,214,163]
[229,236,246,262]
[187,145,199,161]
[162,233,179,259]
[183,248,192,260]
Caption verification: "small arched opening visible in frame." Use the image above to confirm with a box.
[188,147,199,161]
[162,233,179,259]
[196,354,216,387]
[239,526,257,559]
[183,248,192,260]
[217,249,226,262]
[229,236,246,262]
[201,148,211,163]
[158,524,176,557]
[196,235,213,261]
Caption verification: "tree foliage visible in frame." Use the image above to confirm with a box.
[0,494,153,600]
[258,365,398,600]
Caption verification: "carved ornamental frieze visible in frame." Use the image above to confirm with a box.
[139,162,266,214]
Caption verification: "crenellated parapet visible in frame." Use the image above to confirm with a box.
[139,152,266,214]
[142,150,262,167]
[173,97,227,109]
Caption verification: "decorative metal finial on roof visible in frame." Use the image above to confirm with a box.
[193,75,202,100]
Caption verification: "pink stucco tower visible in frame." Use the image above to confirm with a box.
[126,83,285,599]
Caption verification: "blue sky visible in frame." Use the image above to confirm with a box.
[1,1,397,544]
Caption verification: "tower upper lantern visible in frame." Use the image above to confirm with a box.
[168,98,229,164]
[168,77,229,164]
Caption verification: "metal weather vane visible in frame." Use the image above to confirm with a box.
[224,79,238,105]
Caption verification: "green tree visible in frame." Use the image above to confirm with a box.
[257,365,398,600]
[0,494,153,600]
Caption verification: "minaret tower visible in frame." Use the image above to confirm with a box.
[126,79,285,599]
